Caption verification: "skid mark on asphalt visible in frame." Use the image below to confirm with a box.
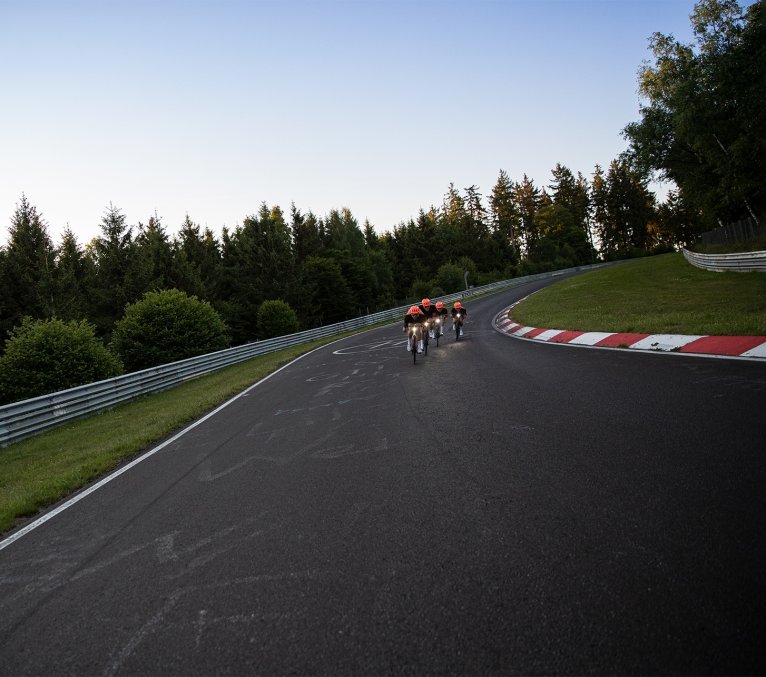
[103,569,331,676]
[199,371,390,476]
[103,589,185,677]
[311,436,389,459]
[1,515,278,610]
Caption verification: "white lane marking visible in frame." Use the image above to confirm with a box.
[0,340,344,553]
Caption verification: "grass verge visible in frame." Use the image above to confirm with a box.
[511,253,766,336]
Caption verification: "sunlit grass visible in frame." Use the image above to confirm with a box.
[512,253,766,335]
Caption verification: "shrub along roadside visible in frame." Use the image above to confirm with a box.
[511,253,766,336]
[110,289,230,372]
[0,318,123,405]
[257,299,299,339]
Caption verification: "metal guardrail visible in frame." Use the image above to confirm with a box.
[683,248,766,273]
[0,262,615,447]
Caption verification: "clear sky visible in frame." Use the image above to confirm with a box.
[0,0,711,246]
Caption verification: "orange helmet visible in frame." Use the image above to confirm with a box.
[408,305,423,315]
[421,298,431,307]
[435,301,444,310]
[454,302,462,309]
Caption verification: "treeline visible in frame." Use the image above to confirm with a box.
[0,160,695,350]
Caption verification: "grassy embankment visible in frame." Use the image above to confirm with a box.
[511,252,766,336]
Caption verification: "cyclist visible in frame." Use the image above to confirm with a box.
[403,305,425,353]
[434,301,448,336]
[418,298,439,339]
[451,301,467,337]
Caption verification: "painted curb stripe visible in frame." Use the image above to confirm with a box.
[679,335,766,356]
[595,333,651,348]
[549,331,586,344]
[534,329,566,342]
[492,307,766,359]
[740,342,766,358]
[630,334,705,352]
[569,332,617,346]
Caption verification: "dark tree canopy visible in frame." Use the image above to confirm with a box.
[623,0,764,227]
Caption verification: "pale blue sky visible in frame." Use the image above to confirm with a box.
[1,0,711,245]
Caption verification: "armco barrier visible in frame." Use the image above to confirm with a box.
[683,248,766,273]
[0,262,616,447]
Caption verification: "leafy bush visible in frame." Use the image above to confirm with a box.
[0,318,123,404]
[409,278,431,300]
[434,262,464,294]
[257,300,299,339]
[111,289,230,372]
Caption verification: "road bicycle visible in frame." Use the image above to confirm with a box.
[408,325,419,363]
[454,312,465,341]
[433,317,443,347]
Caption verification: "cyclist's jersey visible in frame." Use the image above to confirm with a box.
[436,307,449,319]
[403,312,424,328]
[418,304,438,319]
[451,308,467,320]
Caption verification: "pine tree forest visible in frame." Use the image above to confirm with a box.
[1,160,689,351]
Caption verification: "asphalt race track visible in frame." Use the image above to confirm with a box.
[1,277,765,675]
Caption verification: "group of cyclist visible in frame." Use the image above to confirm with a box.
[403,298,467,353]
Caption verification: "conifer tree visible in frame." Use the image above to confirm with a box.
[592,160,656,257]
[219,204,295,343]
[172,214,207,299]
[89,203,135,338]
[54,226,95,322]
[1,195,56,339]
[489,169,521,255]
[291,207,324,265]
[133,213,174,293]
[513,175,541,254]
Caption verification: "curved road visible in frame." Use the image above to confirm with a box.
[1,278,765,675]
